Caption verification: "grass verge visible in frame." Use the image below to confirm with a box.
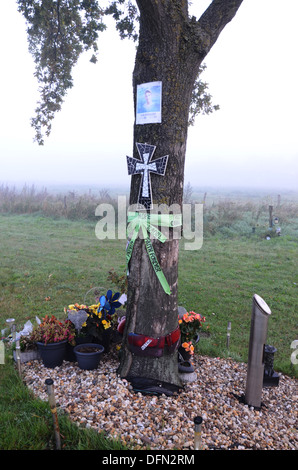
[0,212,297,449]
[0,356,126,450]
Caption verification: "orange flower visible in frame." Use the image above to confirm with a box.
[182,341,194,354]
[182,313,190,322]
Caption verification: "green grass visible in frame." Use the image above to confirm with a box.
[0,214,128,450]
[0,357,126,450]
[178,234,298,374]
[0,214,127,323]
[0,213,297,374]
[0,211,297,449]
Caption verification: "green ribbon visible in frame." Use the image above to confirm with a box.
[126,212,182,295]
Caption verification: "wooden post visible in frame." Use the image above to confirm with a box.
[269,205,273,228]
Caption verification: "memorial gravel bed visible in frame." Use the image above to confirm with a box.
[22,354,297,450]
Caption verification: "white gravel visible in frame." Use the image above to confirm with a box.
[21,352,297,450]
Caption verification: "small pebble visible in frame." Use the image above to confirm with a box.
[21,352,297,450]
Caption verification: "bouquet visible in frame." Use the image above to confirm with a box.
[67,290,122,342]
[178,311,206,355]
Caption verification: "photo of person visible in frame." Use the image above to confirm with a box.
[136,81,162,124]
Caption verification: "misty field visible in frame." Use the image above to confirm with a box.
[0,185,297,377]
[0,186,297,450]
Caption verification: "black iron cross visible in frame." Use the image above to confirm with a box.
[127,142,168,210]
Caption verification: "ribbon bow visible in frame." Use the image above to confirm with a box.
[126,212,182,295]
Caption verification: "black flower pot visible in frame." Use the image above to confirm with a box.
[74,343,104,370]
[64,335,93,362]
[178,345,192,361]
[99,329,112,353]
[36,340,67,368]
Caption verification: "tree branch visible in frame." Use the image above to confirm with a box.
[135,0,163,28]
[136,0,187,19]
[135,0,189,39]
[193,0,244,59]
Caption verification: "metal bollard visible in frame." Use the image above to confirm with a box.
[244,294,271,408]
[45,378,61,450]
[193,416,203,450]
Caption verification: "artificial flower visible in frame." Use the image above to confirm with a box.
[67,290,122,342]
[179,310,206,355]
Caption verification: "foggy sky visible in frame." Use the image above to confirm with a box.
[0,0,297,193]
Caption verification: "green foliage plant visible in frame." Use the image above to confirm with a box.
[30,314,76,345]
[17,0,107,145]
[17,0,219,144]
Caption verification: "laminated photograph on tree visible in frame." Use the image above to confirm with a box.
[136,81,162,124]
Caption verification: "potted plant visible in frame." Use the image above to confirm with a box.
[9,319,40,363]
[13,335,41,363]
[30,315,75,368]
[68,290,123,354]
[178,310,206,360]
[64,304,91,361]
[65,304,88,336]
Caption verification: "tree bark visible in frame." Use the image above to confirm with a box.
[118,0,243,386]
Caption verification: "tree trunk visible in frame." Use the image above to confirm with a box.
[118,0,243,388]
